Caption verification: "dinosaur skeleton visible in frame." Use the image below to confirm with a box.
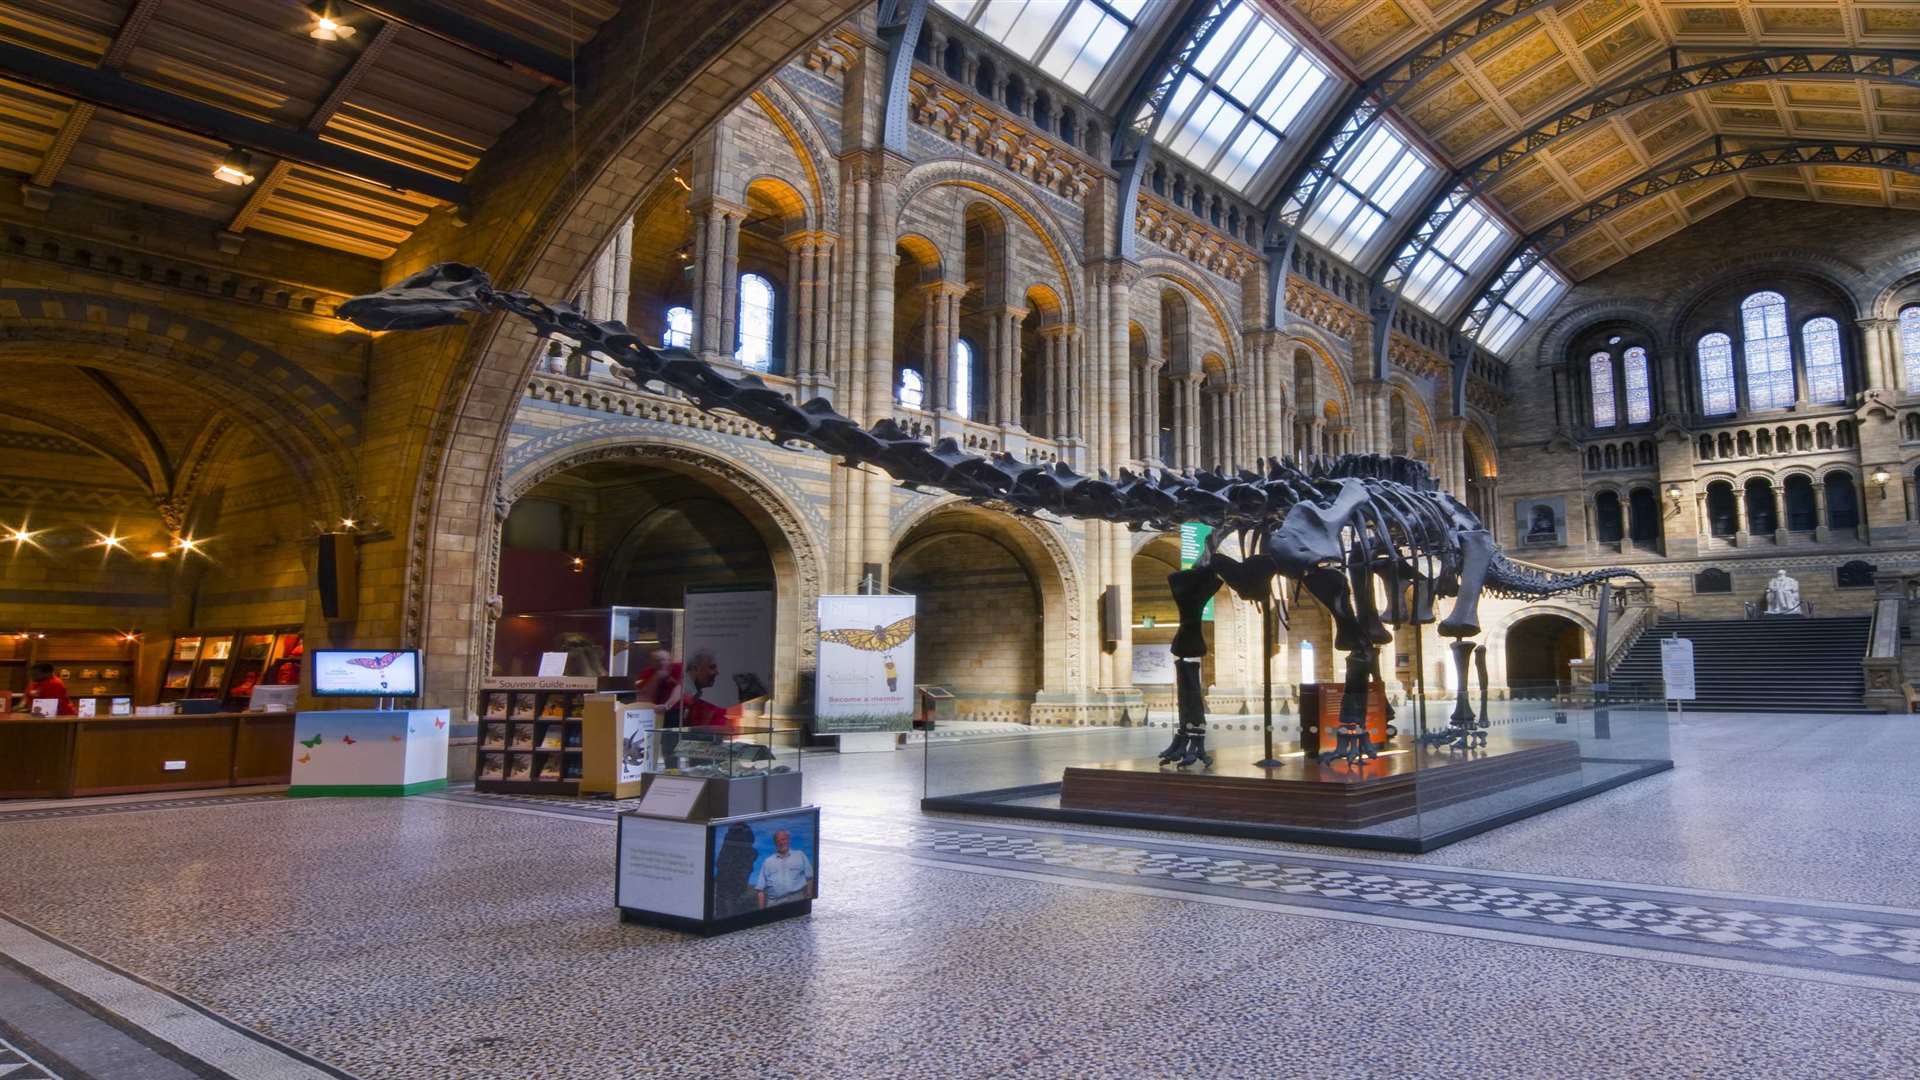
[338,263,1643,769]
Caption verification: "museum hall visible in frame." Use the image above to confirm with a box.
[2,1,1919,1077]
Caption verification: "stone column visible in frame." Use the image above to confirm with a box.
[1859,317,1896,391]
[1004,308,1028,430]
[1145,359,1164,465]
[808,236,835,395]
[587,240,614,319]
[1733,485,1749,546]
[1813,479,1830,543]
[719,210,743,362]
[611,217,632,325]
[692,203,725,359]
[785,237,805,377]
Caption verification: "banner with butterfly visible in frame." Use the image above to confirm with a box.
[813,594,917,734]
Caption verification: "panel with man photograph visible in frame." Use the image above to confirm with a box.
[709,810,818,919]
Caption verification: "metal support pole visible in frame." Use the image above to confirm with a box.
[1256,598,1280,768]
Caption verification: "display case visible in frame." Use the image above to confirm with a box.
[491,606,681,679]
[645,724,802,817]
[161,629,302,706]
[474,679,595,794]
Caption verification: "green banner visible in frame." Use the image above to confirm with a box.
[1178,523,1213,621]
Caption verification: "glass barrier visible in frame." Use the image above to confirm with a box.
[920,675,1673,853]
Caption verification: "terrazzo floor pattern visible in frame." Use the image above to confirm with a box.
[3,714,1920,1077]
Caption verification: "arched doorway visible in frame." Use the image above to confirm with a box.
[1130,534,1186,706]
[496,445,814,716]
[1504,613,1587,697]
[891,506,1046,722]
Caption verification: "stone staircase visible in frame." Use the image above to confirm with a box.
[1608,616,1873,713]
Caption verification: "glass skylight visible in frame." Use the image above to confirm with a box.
[1153,1,1329,193]
[1300,121,1434,265]
[936,0,1147,96]
[1400,198,1510,316]
[1472,258,1566,355]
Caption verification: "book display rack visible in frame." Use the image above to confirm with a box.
[476,678,592,794]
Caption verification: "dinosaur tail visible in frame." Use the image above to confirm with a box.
[1485,553,1646,600]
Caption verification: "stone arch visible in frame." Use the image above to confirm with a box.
[745,175,811,234]
[1024,283,1064,323]
[1461,418,1498,476]
[1667,262,1865,353]
[1491,605,1595,694]
[497,432,825,717]
[751,81,835,229]
[889,495,1084,694]
[1288,330,1353,421]
[1141,259,1238,369]
[1534,299,1666,367]
[1384,373,1435,458]
[896,159,1081,320]
[0,303,351,513]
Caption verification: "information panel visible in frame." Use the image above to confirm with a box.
[1660,637,1696,701]
[683,585,775,709]
[615,816,708,921]
[814,594,917,733]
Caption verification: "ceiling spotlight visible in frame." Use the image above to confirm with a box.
[213,147,256,186]
[94,532,125,550]
[174,536,201,554]
[340,517,357,530]
[3,524,38,546]
[149,550,170,560]
[308,3,357,41]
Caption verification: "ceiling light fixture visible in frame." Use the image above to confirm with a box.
[340,518,357,530]
[174,536,201,554]
[94,532,125,551]
[308,3,357,41]
[149,550,170,560]
[4,523,38,546]
[214,147,256,186]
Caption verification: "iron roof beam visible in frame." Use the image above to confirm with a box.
[0,37,467,207]
[1110,0,1230,260]
[343,0,575,87]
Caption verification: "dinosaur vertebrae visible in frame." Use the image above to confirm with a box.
[336,263,1638,596]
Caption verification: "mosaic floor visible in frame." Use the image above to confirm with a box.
[2,713,1918,1078]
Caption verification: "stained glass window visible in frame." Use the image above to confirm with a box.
[1624,347,1651,424]
[1802,317,1844,405]
[1300,121,1432,264]
[1590,352,1616,428]
[736,273,775,371]
[953,338,975,420]
[1698,332,1735,416]
[898,368,925,411]
[1154,1,1329,193]
[663,305,693,349]
[1741,291,1793,410]
[1901,306,1920,390]
[937,0,1145,96]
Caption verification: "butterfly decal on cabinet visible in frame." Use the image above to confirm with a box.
[297,753,311,765]
[341,734,356,745]
[390,734,404,742]
[434,717,446,729]
[298,733,323,748]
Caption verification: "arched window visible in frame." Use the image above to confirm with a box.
[663,305,693,349]
[1903,306,1920,390]
[736,273,775,371]
[952,337,975,420]
[1705,480,1737,537]
[1698,332,1736,416]
[1624,347,1652,424]
[1594,489,1623,542]
[1298,640,1316,686]
[1589,351,1616,428]
[897,368,925,411]
[1802,317,1844,405]
[1741,291,1793,409]
[1826,472,1860,531]
[1745,477,1777,535]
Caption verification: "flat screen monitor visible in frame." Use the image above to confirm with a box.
[310,649,420,697]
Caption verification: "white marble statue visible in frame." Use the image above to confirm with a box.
[1764,570,1801,615]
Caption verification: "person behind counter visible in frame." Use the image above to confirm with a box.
[26,662,76,716]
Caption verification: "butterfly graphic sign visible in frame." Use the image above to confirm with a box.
[311,649,418,696]
[814,594,917,734]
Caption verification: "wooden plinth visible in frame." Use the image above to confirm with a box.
[1060,735,1581,829]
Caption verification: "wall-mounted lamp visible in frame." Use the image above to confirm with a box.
[1665,483,1683,518]
[1872,468,1891,500]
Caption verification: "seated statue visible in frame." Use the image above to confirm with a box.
[1764,570,1802,615]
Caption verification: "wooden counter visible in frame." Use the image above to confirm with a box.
[0,711,295,798]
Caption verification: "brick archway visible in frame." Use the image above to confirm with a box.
[495,434,825,718]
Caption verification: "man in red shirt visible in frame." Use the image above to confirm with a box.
[26,663,76,716]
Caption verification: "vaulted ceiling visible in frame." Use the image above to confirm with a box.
[0,0,617,261]
[1290,0,1920,281]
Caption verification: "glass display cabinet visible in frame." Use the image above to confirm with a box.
[492,606,683,678]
